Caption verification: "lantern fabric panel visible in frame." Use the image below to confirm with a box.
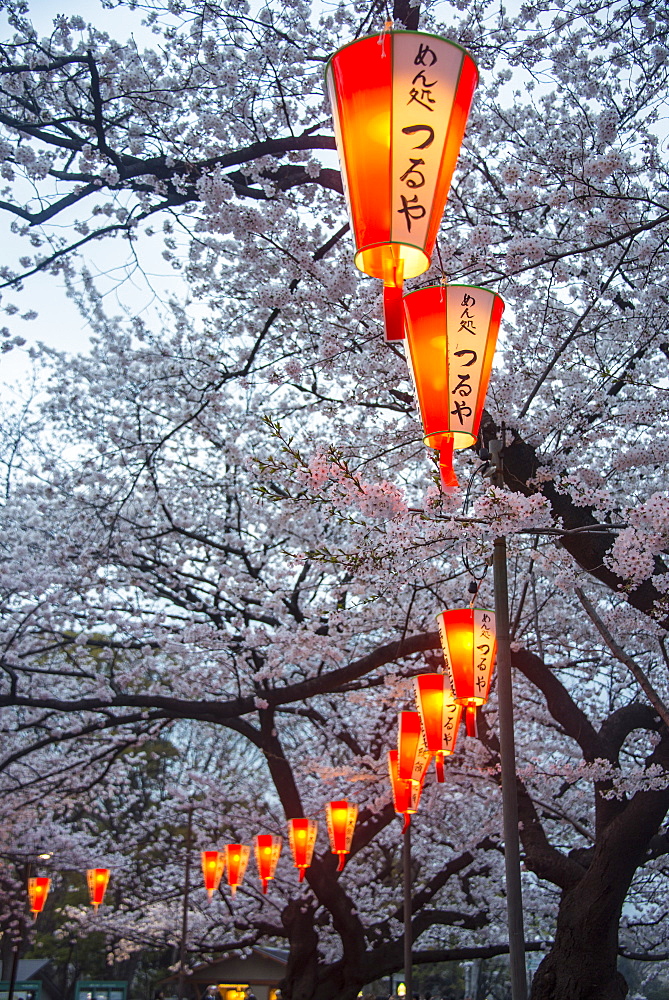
[326,800,358,871]
[414,673,463,780]
[287,818,318,882]
[254,834,282,894]
[28,876,50,917]
[388,749,422,830]
[86,868,110,910]
[201,850,225,899]
[398,710,431,784]
[224,844,250,897]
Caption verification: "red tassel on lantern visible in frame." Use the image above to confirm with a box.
[326,33,478,341]
[87,868,110,910]
[287,818,318,882]
[254,835,282,894]
[436,608,497,736]
[403,284,504,487]
[325,800,358,871]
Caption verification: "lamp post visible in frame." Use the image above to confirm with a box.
[178,805,194,1000]
[403,822,412,1000]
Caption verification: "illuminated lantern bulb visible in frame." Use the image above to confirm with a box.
[287,818,318,882]
[86,868,110,910]
[388,750,422,832]
[27,877,50,919]
[326,33,478,342]
[403,283,504,489]
[414,674,463,782]
[254,835,282,895]
[398,711,431,785]
[201,851,225,901]
[436,607,497,737]
[325,800,358,871]
[224,844,250,898]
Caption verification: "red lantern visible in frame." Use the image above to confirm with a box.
[326,33,478,341]
[201,850,225,900]
[388,749,422,832]
[224,844,250,897]
[325,800,358,871]
[27,877,50,918]
[436,608,497,737]
[254,835,282,894]
[403,284,504,488]
[288,818,318,882]
[86,868,110,910]
[414,674,463,781]
[398,710,432,784]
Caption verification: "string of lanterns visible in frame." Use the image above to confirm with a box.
[27,868,111,920]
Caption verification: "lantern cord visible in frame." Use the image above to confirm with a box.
[262,880,268,895]
[439,436,459,491]
[298,868,306,882]
[337,854,346,871]
[402,814,411,833]
[465,706,478,738]
[435,238,447,284]
[383,282,405,342]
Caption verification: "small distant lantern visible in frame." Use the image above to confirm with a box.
[201,850,225,900]
[224,844,250,898]
[325,800,358,871]
[287,818,318,881]
[326,33,478,341]
[398,710,432,784]
[436,608,497,737]
[403,284,504,488]
[86,868,110,910]
[388,749,422,831]
[254,835,282,894]
[27,877,50,918]
[414,674,463,781]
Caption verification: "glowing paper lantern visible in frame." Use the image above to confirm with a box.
[86,868,110,910]
[254,835,282,894]
[326,32,478,341]
[27,877,50,918]
[224,844,250,897]
[201,850,225,900]
[436,607,497,737]
[288,818,318,882]
[403,283,504,488]
[325,800,358,871]
[414,674,463,781]
[398,710,432,784]
[388,749,422,831]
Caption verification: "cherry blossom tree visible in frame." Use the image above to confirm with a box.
[2,1,669,999]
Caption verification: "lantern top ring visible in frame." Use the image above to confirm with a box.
[325,29,479,80]
[437,606,495,620]
[404,282,503,302]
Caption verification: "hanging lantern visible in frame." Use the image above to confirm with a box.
[27,877,50,919]
[326,32,478,341]
[201,850,225,900]
[414,674,463,781]
[398,710,432,784]
[403,283,504,488]
[388,749,422,832]
[86,868,110,910]
[325,800,358,871]
[436,608,496,737]
[287,818,318,882]
[224,844,250,898]
[254,835,282,894]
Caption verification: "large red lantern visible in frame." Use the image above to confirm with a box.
[398,710,432,784]
[388,749,422,832]
[326,32,478,341]
[27,877,50,918]
[436,608,496,737]
[414,674,463,782]
[201,850,225,900]
[325,800,358,871]
[403,283,504,488]
[87,868,110,910]
[254,835,282,894]
[224,844,250,898]
[287,818,318,882]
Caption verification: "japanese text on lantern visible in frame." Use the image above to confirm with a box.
[451,292,477,427]
[397,42,439,232]
[475,611,494,695]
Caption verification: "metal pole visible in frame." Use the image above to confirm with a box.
[7,941,19,1000]
[178,806,194,1000]
[403,822,412,1000]
[493,535,527,1000]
